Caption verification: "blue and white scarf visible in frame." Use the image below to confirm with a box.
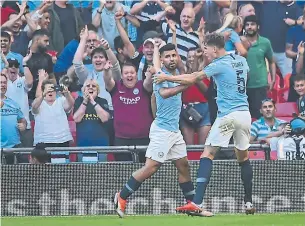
[137,55,146,81]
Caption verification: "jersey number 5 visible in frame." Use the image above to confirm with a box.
[236,70,246,94]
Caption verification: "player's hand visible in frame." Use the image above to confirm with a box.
[38,69,48,81]
[268,80,275,91]
[283,18,296,26]
[80,25,89,41]
[165,17,176,33]
[298,41,305,55]
[104,60,113,71]
[17,122,26,132]
[115,10,124,20]
[153,72,168,84]
[165,5,176,14]
[83,91,90,104]
[89,95,96,104]
[99,38,110,50]
[197,17,205,34]
[145,66,156,78]
[282,124,292,135]
[43,86,54,97]
[23,50,32,64]
[61,85,69,96]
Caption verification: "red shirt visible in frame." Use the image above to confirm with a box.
[111,80,153,139]
[1,7,16,25]
[182,78,210,104]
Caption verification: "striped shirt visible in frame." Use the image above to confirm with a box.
[161,22,200,63]
[251,117,286,141]
[131,1,163,22]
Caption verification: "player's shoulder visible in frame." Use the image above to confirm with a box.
[4,97,20,109]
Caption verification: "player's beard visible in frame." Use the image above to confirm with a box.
[165,62,177,72]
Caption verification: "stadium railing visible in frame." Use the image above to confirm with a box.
[1,144,272,163]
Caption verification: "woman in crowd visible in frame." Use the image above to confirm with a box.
[73,78,111,162]
[32,70,74,163]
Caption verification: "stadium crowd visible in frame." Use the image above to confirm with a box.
[1,0,305,164]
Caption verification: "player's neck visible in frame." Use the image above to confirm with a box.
[217,49,227,58]
[1,94,6,101]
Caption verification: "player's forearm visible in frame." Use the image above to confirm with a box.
[266,131,283,139]
[159,85,188,99]
[164,72,205,85]
[94,104,110,123]
[73,105,87,123]
[296,53,304,74]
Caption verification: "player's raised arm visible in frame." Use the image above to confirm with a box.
[154,71,206,85]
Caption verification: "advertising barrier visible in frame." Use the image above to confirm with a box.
[1,161,304,216]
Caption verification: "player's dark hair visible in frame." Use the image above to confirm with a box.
[114,36,124,53]
[32,29,49,38]
[91,47,108,60]
[294,74,305,84]
[204,33,225,49]
[121,62,137,72]
[159,43,176,55]
[32,29,49,42]
[1,31,11,41]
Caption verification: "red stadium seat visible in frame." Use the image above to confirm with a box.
[249,150,265,160]
[275,102,298,117]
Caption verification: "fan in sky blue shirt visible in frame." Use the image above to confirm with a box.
[203,53,249,117]
[1,98,25,148]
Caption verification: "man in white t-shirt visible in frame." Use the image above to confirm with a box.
[6,56,34,147]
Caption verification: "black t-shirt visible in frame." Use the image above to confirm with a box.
[27,52,54,100]
[73,96,110,146]
[54,4,77,46]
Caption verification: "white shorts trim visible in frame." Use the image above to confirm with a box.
[205,111,251,150]
[145,122,187,163]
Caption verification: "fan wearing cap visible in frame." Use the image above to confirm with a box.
[1,31,24,73]
[6,54,34,147]
[136,31,165,81]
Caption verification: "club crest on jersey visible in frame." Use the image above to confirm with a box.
[301,101,304,107]
[133,88,139,95]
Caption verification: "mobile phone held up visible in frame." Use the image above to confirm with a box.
[53,85,64,92]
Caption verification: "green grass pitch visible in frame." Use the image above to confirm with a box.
[2,213,305,226]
